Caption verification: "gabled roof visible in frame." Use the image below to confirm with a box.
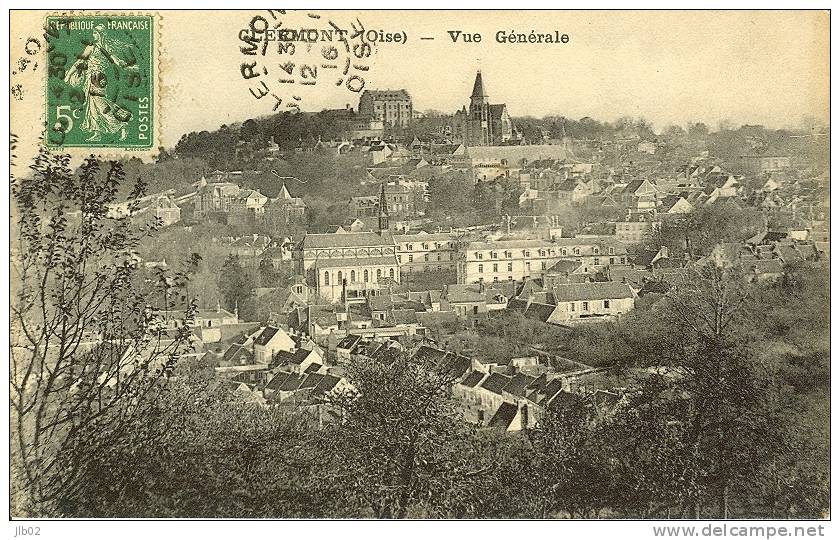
[445,284,486,303]
[302,231,394,249]
[336,334,363,350]
[222,344,254,365]
[254,326,281,346]
[546,259,583,275]
[507,298,556,323]
[488,402,518,430]
[460,370,486,388]
[272,348,314,366]
[481,373,512,395]
[551,282,634,302]
[504,373,536,397]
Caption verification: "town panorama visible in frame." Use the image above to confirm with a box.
[9,9,829,524]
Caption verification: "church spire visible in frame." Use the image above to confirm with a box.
[471,70,488,100]
[377,182,389,234]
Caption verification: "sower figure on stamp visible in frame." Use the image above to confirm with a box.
[64,24,137,142]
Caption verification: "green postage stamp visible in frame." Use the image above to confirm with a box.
[45,15,155,149]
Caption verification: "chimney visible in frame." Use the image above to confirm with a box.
[216,300,221,313]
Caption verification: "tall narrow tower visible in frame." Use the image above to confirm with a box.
[377,182,389,233]
[469,71,490,146]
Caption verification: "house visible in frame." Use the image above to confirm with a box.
[270,347,322,374]
[633,246,673,270]
[252,326,295,364]
[620,178,658,205]
[660,195,693,214]
[547,282,635,323]
[442,283,509,320]
[739,155,791,174]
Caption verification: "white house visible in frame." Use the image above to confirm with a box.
[252,326,296,364]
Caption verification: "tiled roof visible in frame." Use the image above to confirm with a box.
[507,298,556,323]
[314,255,398,269]
[302,231,394,249]
[481,373,512,395]
[488,402,518,430]
[254,326,280,346]
[504,373,536,397]
[336,334,362,350]
[445,284,486,303]
[222,344,253,365]
[460,370,486,388]
[273,348,313,366]
[551,282,634,302]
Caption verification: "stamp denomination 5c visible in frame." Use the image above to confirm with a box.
[45,14,155,149]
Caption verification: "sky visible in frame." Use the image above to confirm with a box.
[10,10,830,153]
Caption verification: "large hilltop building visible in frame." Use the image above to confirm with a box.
[358,89,413,128]
[454,71,514,147]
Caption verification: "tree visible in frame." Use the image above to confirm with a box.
[217,254,255,318]
[511,394,613,518]
[10,148,196,516]
[316,351,489,518]
[624,263,788,518]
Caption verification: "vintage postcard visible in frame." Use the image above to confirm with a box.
[7,8,830,534]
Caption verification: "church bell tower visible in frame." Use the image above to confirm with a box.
[377,182,389,233]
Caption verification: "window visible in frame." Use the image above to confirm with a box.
[491,251,498,259]
[621,257,626,264]
[609,257,615,265]
[538,249,545,257]
[593,246,600,255]
[493,263,498,273]
[398,255,402,263]
[324,272,330,286]
[507,262,513,272]
[377,269,382,279]
[594,257,600,265]
[541,261,546,270]
[574,248,580,256]
[561,248,567,256]
[337,271,343,283]
[476,252,483,260]
[608,247,615,255]
[408,255,413,263]
[603,300,610,308]
[582,301,589,311]
[351,270,356,282]
[407,244,413,251]
[493,276,499,282]
[569,302,575,312]
[523,250,531,257]
[364,270,369,282]
[504,250,511,258]
[478,264,484,273]
[422,243,429,250]
[389,268,395,279]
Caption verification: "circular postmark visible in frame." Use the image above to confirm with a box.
[237,10,375,114]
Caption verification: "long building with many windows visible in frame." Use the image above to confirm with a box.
[457,237,628,285]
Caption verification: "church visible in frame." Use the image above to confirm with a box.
[453,71,515,147]
[294,184,400,303]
